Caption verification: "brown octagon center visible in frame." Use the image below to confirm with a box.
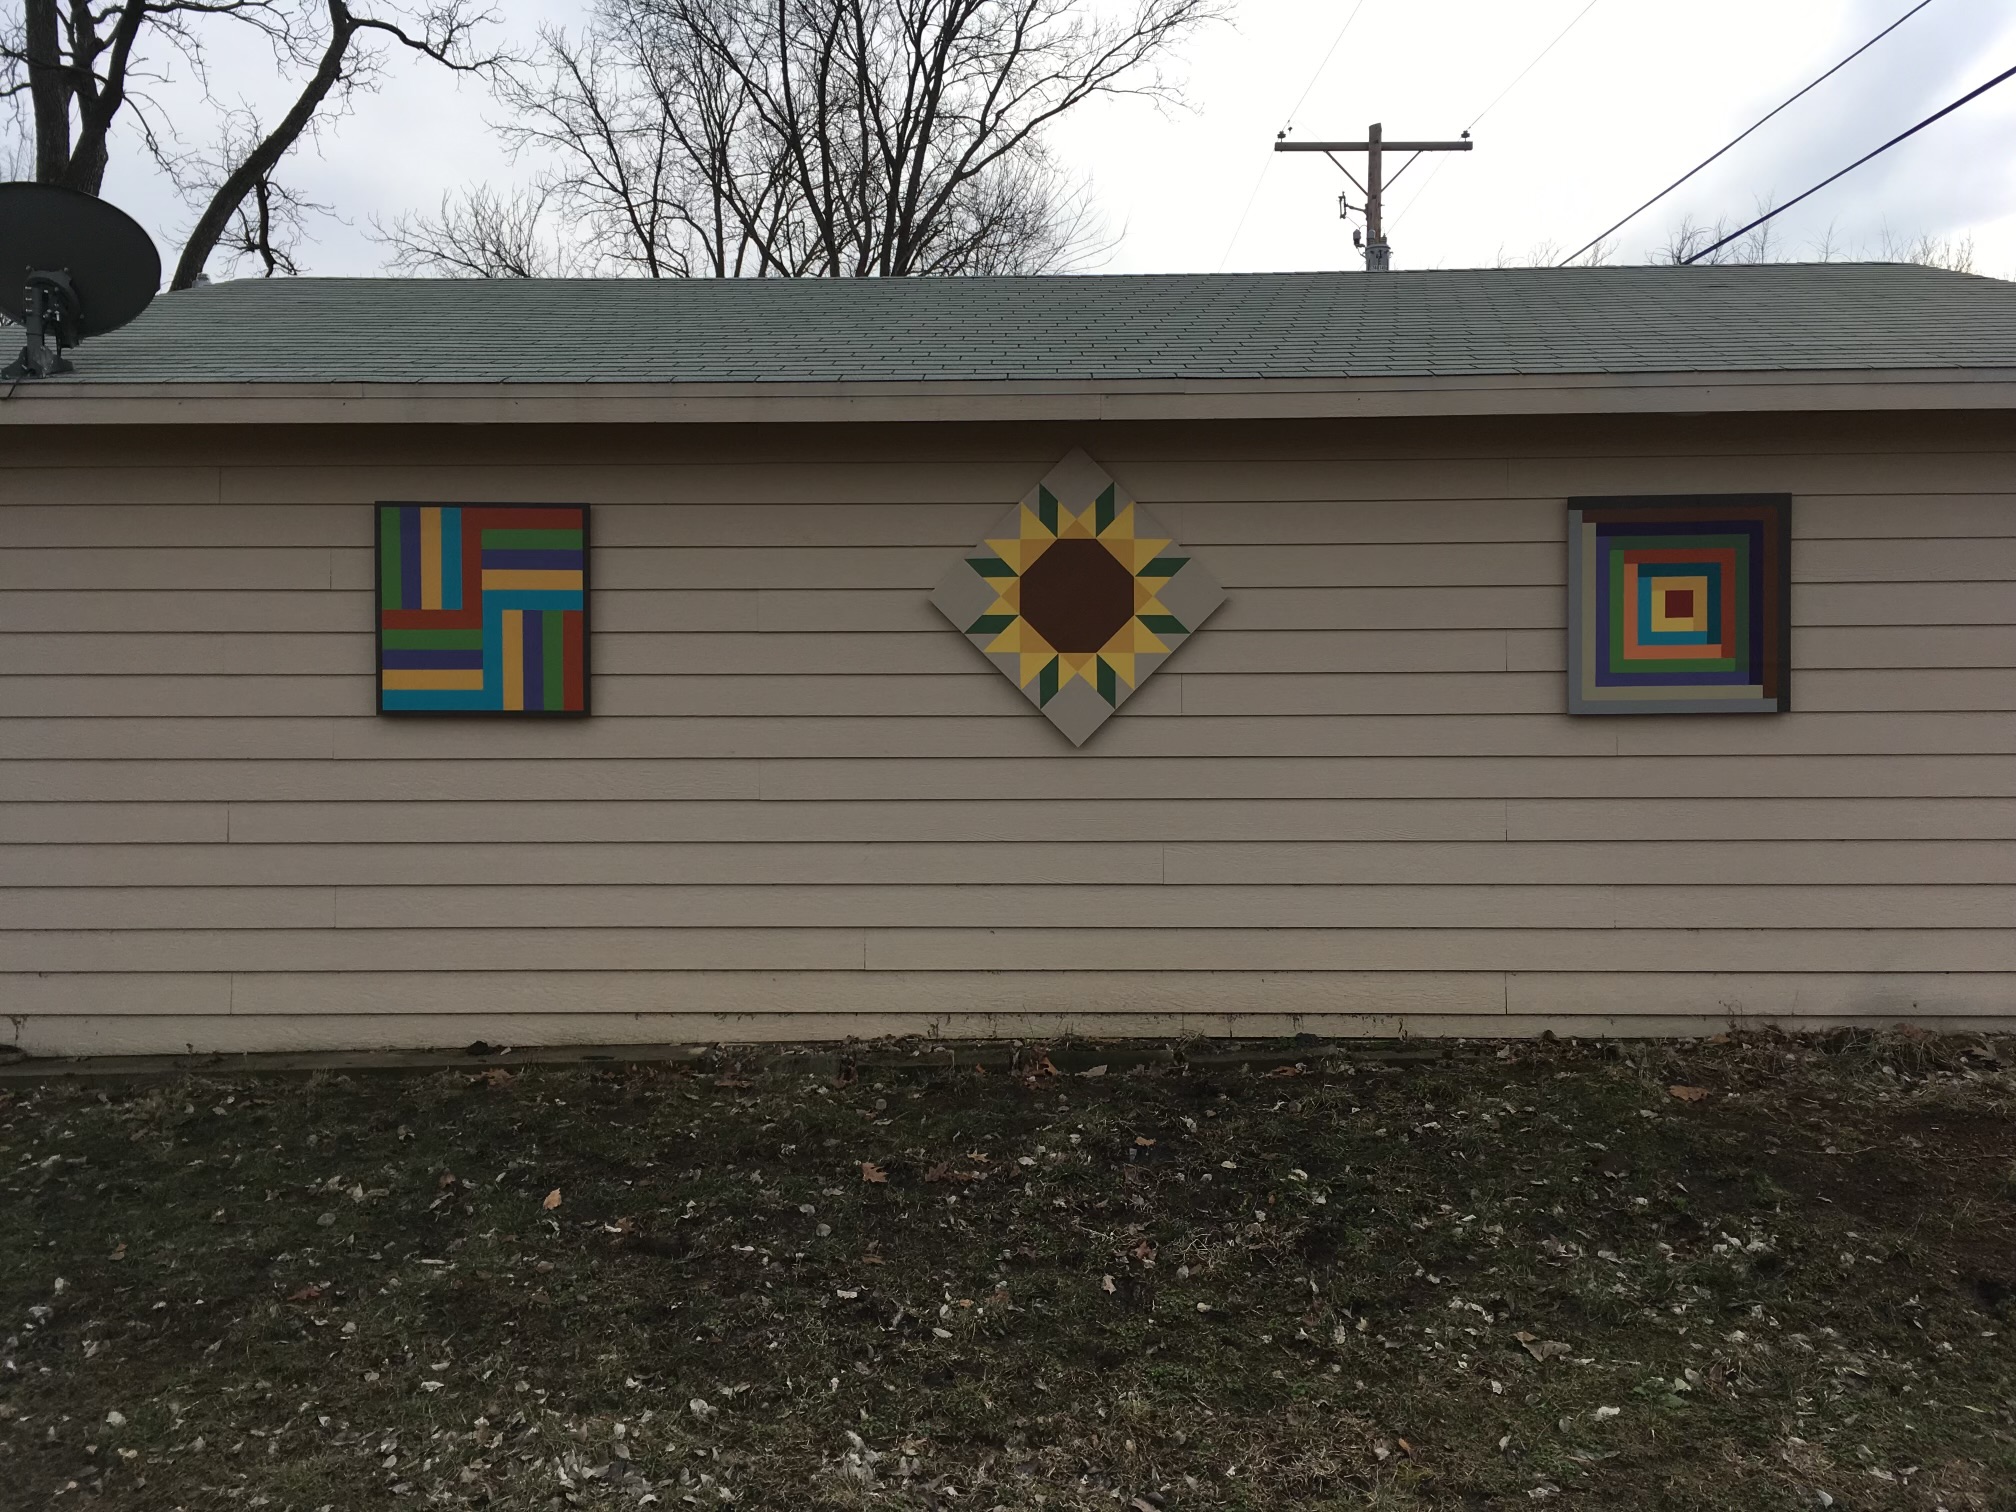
[1017,538,1136,653]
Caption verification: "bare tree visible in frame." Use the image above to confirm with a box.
[1881,226,1976,274]
[377,182,577,277]
[1569,233,1616,268]
[0,53,29,178]
[379,0,1219,279]
[1652,211,1982,272]
[1655,214,1724,265]
[175,105,335,277]
[1,0,505,288]
[1655,202,1779,267]
[5,1,299,194]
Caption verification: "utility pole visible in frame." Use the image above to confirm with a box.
[1274,123,1472,271]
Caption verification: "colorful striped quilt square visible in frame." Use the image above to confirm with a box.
[376,503,590,715]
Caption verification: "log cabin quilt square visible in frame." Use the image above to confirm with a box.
[1567,494,1790,715]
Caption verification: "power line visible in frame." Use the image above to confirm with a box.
[1682,56,2016,264]
[1388,0,1604,231]
[1466,0,1604,134]
[1281,0,1373,137]
[1213,154,1276,274]
[1559,0,1934,266]
[1216,0,1372,272]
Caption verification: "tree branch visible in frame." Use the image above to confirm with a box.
[170,0,501,289]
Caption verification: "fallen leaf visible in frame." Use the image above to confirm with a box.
[1668,1085,1710,1103]
[1133,1136,1157,1148]
[1515,1330,1572,1363]
[286,1284,323,1303]
[1025,1054,1060,1080]
[859,1162,889,1185]
[542,1189,563,1210]
[1078,1064,1109,1079]
[1132,1239,1157,1267]
[1101,1274,1117,1294]
[1265,1063,1305,1079]
[1397,1437,1414,1456]
[437,1171,457,1191]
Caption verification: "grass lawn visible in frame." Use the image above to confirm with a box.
[3,1032,2013,1510]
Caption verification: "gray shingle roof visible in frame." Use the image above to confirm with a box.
[41,263,2016,385]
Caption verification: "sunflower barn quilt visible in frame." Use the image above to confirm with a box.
[376,503,590,715]
[931,449,1225,745]
[1567,494,1791,716]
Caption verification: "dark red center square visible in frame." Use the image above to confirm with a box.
[1664,588,1695,619]
[1016,538,1136,652]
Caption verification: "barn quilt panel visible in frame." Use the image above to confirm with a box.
[376,504,590,714]
[1567,494,1790,715]
[930,449,1225,745]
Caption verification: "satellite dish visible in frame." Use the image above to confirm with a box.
[0,182,161,380]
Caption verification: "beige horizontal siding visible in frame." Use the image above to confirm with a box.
[15,493,2014,547]
[6,882,2009,931]
[8,797,2013,845]
[7,969,2002,1020]
[7,755,2010,803]
[4,412,2013,1054]
[12,838,2010,886]
[7,711,2009,760]
[5,926,2007,973]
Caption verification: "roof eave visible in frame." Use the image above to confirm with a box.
[5,367,2015,425]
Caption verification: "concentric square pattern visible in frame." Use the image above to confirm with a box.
[931,450,1225,745]
[376,503,590,714]
[1568,495,1790,715]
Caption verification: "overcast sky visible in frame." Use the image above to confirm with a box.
[82,0,2016,281]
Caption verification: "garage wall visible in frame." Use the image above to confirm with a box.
[3,412,2012,1055]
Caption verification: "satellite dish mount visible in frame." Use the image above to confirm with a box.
[7,269,83,378]
[0,183,162,380]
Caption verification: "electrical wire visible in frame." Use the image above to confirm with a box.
[1281,0,1374,138]
[1682,56,2016,264]
[1388,0,1605,231]
[1558,0,1935,266]
[1213,154,1277,273]
[1216,0,1373,272]
[1466,0,1604,134]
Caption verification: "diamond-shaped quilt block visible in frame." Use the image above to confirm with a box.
[931,449,1225,745]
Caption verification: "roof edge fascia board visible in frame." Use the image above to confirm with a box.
[3,368,2013,425]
